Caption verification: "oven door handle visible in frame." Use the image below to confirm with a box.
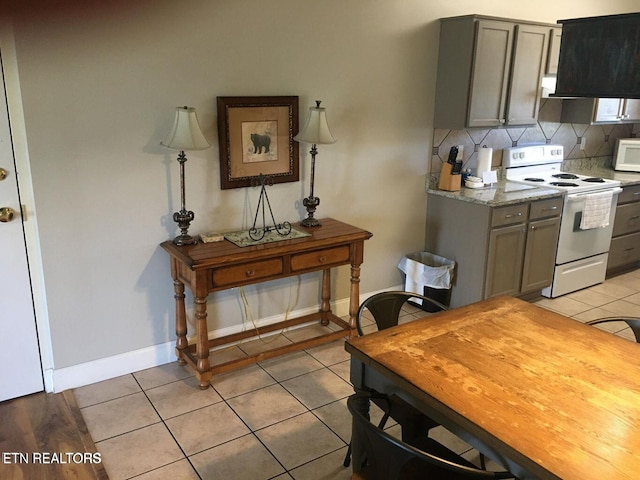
[566,187,623,202]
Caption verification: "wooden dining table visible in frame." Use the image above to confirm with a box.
[345,295,640,480]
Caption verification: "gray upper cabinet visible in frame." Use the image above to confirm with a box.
[560,98,640,124]
[545,27,562,75]
[434,15,554,129]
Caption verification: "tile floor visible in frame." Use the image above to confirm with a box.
[75,269,640,480]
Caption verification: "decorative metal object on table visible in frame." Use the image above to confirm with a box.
[249,173,291,241]
[294,100,336,227]
[161,106,210,245]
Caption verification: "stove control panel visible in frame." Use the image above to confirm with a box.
[502,144,564,168]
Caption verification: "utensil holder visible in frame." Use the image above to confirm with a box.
[438,163,461,191]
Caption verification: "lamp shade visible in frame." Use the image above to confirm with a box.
[294,101,336,145]
[161,106,210,150]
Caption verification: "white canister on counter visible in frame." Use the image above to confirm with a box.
[476,146,492,180]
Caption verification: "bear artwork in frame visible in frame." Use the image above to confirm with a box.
[217,96,299,189]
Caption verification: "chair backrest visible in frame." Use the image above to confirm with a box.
[347,395,513,479]
[356,291,448,336]
[585,317,640,343]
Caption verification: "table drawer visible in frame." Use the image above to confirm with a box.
[291,246,350,271]
[212,258,283,287]
[613,202,640,236]
[608,232,640,270]
[491,204,529,228]
[529,197,563,220]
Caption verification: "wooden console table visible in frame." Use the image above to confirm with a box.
[161,218,372,388]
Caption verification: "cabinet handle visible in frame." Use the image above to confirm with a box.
[246,269,255,277]
[628,215,640,221]
[633,192,640,196]
[624,247,635,252]
[542,206,558,211]
[505,213,523,218]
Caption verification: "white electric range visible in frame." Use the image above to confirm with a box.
[503,144,622,298]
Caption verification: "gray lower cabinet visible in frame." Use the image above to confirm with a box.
[608,184,640,274]
[426,194,562,307]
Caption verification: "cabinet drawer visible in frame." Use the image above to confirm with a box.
[529,197,563,220]
[608,232,640,270]
[491,204,529,227]
[212,259,283,287]
[618,184,640,204]
[613,202,640,236]
[291,246,350,272]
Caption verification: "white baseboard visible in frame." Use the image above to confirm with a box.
[49,285,402,392]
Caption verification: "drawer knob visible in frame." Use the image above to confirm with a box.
[246,269,255,277]
[318,255,327,263]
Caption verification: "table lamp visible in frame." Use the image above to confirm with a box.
[161,106,210,245]
[294,100,336,227]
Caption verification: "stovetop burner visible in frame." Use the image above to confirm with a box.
[549,181,579,187]
[503,144,621,193]
[552,173,580,180]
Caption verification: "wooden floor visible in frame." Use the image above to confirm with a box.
[0,390,108,480]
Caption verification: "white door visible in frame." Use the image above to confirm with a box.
[0,48,44,401]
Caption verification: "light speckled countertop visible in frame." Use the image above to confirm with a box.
[427,165,640,207]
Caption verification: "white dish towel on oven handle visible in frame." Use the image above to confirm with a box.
[580,190,613,230]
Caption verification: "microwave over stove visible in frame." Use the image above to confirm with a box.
[614,138,640,172]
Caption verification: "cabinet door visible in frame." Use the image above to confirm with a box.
[594,98,623,122]
[506,24,549,125]
[485,223,526,298]
[467,20,514,128]
[623,99,640,122]
[546,27,562,75]
[521,217,561,293]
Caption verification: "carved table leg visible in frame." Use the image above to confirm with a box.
[173,279,188,365]
[194,296,212,389]
[320,268,331,325]
[349,263,362,333]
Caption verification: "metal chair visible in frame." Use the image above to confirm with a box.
[347,395,515,479]
[344,291,448,468]
[585,316,640,342]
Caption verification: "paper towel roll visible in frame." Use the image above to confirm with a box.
[476,146,492,178]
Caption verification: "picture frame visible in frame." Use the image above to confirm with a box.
[217,96,299,189]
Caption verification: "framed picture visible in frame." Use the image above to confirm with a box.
[217,96,299,189]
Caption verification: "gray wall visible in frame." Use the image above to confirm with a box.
[6,0,638,379]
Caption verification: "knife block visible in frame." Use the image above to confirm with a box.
[438,163,461,191]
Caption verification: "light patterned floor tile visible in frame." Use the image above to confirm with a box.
[211,363,277,399]
[145,376,222,419]
[133,362,192,390]
[281,368,353,409]
[226,383,307,431]
[190,434,285,480]
[165,402,250,455]
[74,374,141,408]
[81,392,160,442]
[288,447,352,480]
[306,339,350,367]
[96,423,183,480]
[255,412,345,470]
[133,459,199,480]
[259,350,324,382]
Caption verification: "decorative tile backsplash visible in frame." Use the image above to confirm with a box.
[430,98,640,179]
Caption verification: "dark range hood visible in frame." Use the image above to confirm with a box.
[554,12,640,99]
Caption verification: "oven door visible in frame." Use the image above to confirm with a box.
[556,188,622,265]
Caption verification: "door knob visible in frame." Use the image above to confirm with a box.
[0,168,7,181]
[0,207,15,222]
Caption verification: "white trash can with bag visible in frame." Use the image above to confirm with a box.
[397,252,455,312]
